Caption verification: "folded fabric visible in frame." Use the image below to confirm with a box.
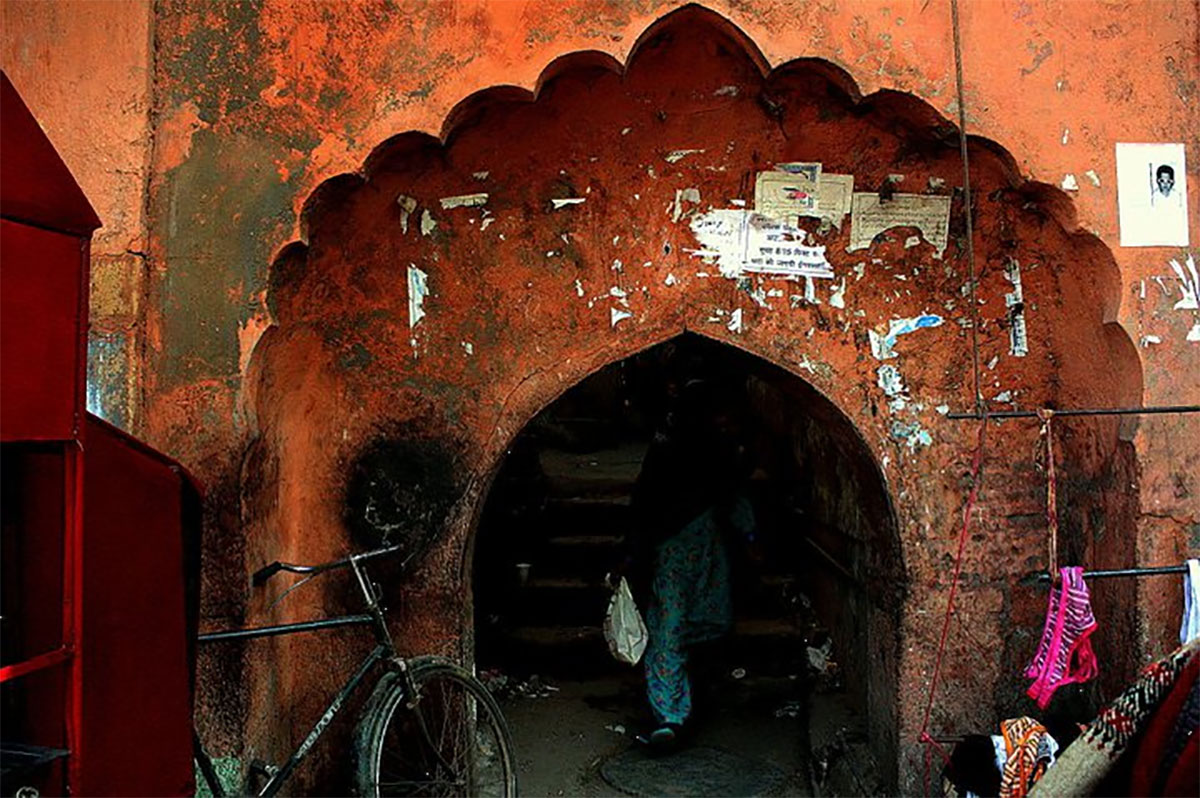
[1024,566,1098,709]
[998,716,1058,798]
[1181,558,1199,645]
[1028,637,1200,798]
[1128,651,1199,796]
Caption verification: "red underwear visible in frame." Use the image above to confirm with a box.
[1024,565,1098,709]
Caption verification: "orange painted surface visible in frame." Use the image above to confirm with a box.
[2,0,1197,791]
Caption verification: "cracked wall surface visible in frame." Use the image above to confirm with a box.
[2,0,1197,792]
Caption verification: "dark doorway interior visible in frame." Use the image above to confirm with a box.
[473,334,901,795]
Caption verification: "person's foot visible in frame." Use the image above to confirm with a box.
[636,724,682,754]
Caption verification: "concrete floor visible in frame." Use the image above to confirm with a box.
[497,670,824,797]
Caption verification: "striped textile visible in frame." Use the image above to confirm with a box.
[998,717,1055,798]
[1024,566,1098,709]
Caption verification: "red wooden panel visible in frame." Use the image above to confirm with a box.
[80,417,195,797]
[0,72,101,236]
[0,220,87,441]
[0,445,67,664]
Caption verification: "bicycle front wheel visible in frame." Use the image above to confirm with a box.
[354,656,517,797]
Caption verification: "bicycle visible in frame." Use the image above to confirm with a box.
[193,544,518,797]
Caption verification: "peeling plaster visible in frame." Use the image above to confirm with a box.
[868,314,944,359]
[407,264,428,328]
[1004,258,1029,357]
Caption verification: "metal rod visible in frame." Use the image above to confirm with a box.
[947,404,1200,420]
[197,614,374,643]
[1033,564,1188,583]
[801,535,857,584]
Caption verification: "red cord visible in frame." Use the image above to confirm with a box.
[918,417,989,795]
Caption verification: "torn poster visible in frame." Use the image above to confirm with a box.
[848,193,952,257]
[439,193,488,209]
[1004,258,1029,357]
[1117,143,1189,247]
[868,314,944,360]
[806,173,854,227]
[688,210,834,279]
[755,162,822,217]
[407,265,428,328]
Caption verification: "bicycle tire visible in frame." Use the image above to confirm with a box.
[354,656,517,797]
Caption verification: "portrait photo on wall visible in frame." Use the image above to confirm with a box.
[1117,142,1189,247]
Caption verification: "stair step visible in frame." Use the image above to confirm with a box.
[539,444,647,495]
[488,619,807,678]
[546,534,624,546]
[545,494,633,507]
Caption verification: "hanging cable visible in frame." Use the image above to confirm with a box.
[917,415,989,795]
[1036,409,1058,580]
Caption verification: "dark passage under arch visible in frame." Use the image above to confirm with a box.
[472,333,904,793]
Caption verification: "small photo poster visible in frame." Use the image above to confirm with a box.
[1116,143,1189,247]
[755,162,822,218]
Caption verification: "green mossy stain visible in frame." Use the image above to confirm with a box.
[161,0,271,125]
[158,129,298,385]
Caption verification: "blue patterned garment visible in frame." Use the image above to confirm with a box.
[643,497,753,726]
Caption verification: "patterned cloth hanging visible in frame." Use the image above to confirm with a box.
[1028,637,1200,798]
[1181,558,1200,645]
[1024,566,1099,709]
[997,717,1059,798]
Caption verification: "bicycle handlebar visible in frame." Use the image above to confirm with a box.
[252,544,404,587]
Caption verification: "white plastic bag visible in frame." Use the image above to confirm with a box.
[603,576,648,665]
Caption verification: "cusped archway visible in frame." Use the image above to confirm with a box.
[226,4,1142,793]
[471,331,903,790]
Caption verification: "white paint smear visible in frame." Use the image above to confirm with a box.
[727,308,744,334]
[688,210,834,279]
[611,307,633,327]
[440,193,488,209]
[551,198,587,209]
[848,193,951,257]
[1061,173,1079,191]
[664,273,678,286]
[665,149,705,163]
[407,265,429,328]
[1004,258,1029,357]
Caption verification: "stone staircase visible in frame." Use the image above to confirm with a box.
[483,439,808,680]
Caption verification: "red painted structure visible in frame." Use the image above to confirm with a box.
[1,72,200,797]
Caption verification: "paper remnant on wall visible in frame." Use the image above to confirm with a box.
[407,265,429,328]
[439,193,488,209]
[808,173,854,227]
[1117,143,1189,247]
[848,193,951,257]
[755,162,822,217]
[868,314,944,360]
[688,209,834,279]
[1004,258,1029,357]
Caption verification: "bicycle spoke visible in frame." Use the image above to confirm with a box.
[358,663,514,798]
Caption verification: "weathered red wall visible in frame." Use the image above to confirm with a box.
[4,0,1197,791]
[1,0,153,430]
